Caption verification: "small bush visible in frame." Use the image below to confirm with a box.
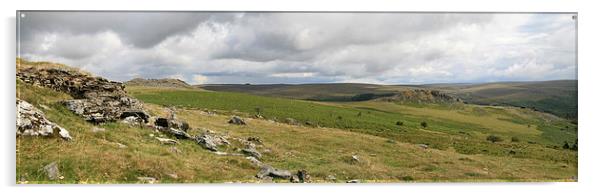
[563,141,570,149]
[511,136,520,142]
[486,135,503,143]
[396,121,404,126]
[420,121,428,128]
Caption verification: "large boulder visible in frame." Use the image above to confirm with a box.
[16,99,72,140]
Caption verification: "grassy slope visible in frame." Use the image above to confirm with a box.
[17,82,577,183]
[127,87,577,169]
[199,81,578,119]
[424,80,578,119]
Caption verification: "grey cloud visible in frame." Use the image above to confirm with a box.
[19,11,238,48]
[18,12,577,84]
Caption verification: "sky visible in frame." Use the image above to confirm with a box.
[18,12,577,85]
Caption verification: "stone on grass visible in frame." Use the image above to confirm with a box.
[228,116,246,125]
[43,162,60,180]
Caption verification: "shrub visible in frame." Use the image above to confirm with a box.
[486,135,503,143]
[563,141,570,149]
[396,121,404,126]
[511,136,520,142]
[420,121,428,128]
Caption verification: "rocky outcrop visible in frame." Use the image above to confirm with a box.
[379,89,461,104]
[17,99,72,140]
[17,67,149,123]
[125,78,192,89]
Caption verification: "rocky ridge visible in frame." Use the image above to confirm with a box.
[378,89,461,104]
[125,78,192,89]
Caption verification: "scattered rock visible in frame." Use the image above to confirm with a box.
[256,165,291,180]
[418,144,429,149]
[116,143,128,149]
[346,179,360,183]
[194,129,232,152]
[17,67,150,124]
[247,136,263,144]
[195,134,218,151]
[169,146,181,154]
[242,147,262,159]
[155,117,190,132]
[43,162,60,180]
[17,99,72,140]
[228,116,246,125]
[166,173,179,179]
[245,156,263,167]
[137,177,157,184]
[350,155,360,164]
[156,137,178,145]
[91,127,106,133]
[327,175,337,181]
[284,118,298,125]
[290,170,310,183]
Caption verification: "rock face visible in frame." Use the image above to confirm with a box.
[17,99,72,140]
[17,68,149,123]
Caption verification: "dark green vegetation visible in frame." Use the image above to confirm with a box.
[201,80,577,120]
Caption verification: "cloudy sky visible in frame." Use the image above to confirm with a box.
[18,12,577,84]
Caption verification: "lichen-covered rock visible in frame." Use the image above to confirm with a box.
[228,116,246,125]
[16,99,72,140]
[256,165,292,180]
[194,130,230,151]
[242,147,262,159]
[17,67,149,123]
[43,161,61,180]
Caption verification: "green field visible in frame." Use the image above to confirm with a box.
[127,86,577,164]
[201,81,578,120]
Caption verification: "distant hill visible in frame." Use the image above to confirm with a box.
[422,80,578,120]
[199,80,577,120]
[125,78,192,89]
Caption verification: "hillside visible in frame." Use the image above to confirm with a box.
[422,81,578,120]
[125,78,193,89]
[16,60,578,183]
[200,81,578,120]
